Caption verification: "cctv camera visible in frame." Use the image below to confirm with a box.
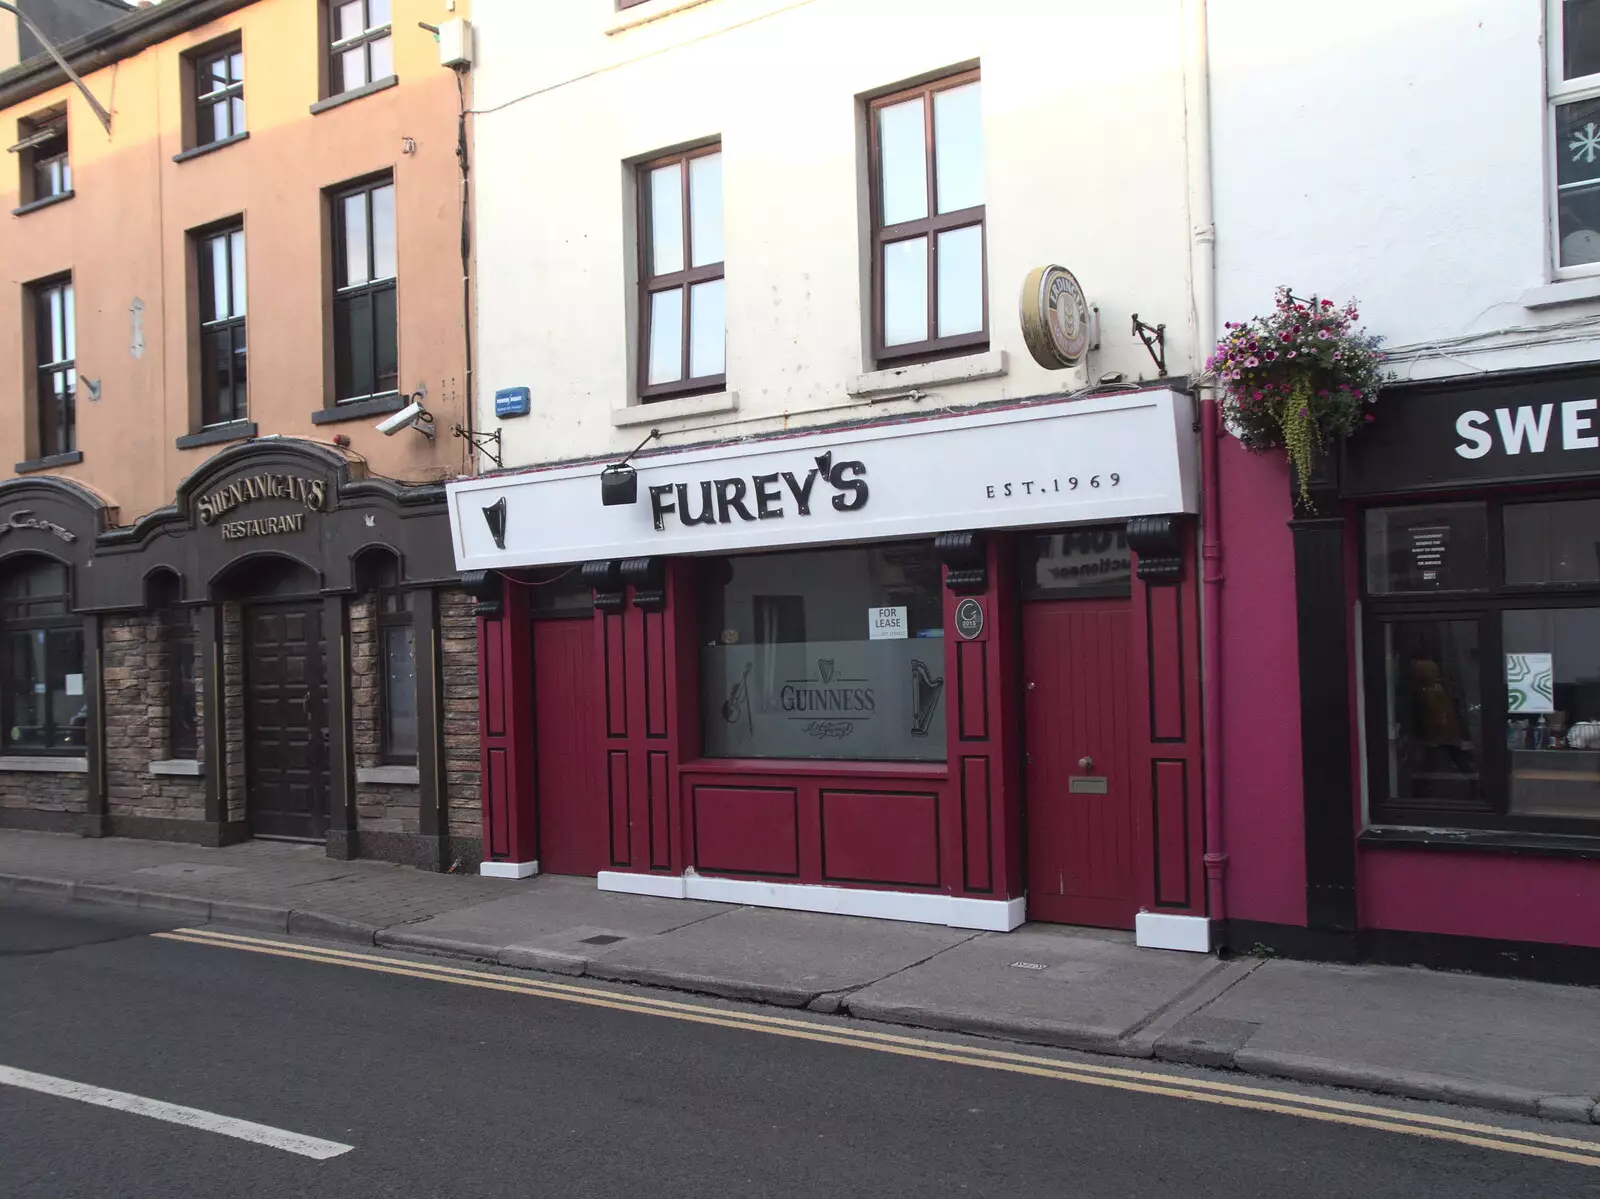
[377,401,426,436]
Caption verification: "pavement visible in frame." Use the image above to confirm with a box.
[9,896,1593,1197]
[3,829,1600,1129]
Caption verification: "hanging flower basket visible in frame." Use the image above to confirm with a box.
[1206,287,1389,507]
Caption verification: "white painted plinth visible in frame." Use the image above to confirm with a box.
[480,860,539,880]
[1135,911,1212,952]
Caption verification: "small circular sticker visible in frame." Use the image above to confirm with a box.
[955,597,984,641]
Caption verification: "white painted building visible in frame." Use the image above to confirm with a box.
[1210,0,1600,379]
[467,0,1208,466]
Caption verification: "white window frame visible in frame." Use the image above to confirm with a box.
[1548,0,1600,278]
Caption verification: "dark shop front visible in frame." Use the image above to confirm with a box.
[0,439,482,869]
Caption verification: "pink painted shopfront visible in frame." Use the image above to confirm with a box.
[448,389,1210,946]
[1219,364,1600,981]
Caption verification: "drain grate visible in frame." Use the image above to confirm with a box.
[1009,961,1049,971]
[580,934,626,946]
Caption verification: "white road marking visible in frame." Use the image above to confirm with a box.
[0,1065,354,1160]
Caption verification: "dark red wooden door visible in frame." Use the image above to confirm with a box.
[1022,597,1139,928]
[245,603,329,841]
[533,617,607,875]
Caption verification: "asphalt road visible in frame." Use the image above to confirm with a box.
[3,897,1599,1199]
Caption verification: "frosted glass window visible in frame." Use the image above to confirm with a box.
[936,225,983,336]
[934,82,983,213]
[690,152,723,268]
[650,163,684,275]
[371,183,396,280]
[877,98,927,225]
[883,237,928,346]
[648,289,684,385]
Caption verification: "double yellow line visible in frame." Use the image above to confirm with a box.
[155,926,1600,1170]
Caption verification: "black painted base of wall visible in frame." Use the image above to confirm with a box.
[327,830,483,873]
[106,815,251,847]
[0,808,88,835]
[1222,918,1600,987]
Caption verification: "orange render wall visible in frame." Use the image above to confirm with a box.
[0,0,472,522]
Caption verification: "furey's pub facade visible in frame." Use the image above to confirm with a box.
[450,387,1211,945]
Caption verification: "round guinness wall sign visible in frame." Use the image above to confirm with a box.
[1019,265,1091,369]
[955,597,985,641]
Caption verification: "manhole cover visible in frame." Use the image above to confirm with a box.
[580,934,626,946]
[1009,961,1049,971]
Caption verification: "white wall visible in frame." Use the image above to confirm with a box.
[470,0,1199,469]
[1210,0,1600,382]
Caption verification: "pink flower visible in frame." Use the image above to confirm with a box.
[1321,299,1334,307]
[1298,407,1309,418]
[1264,350,1278,362]
[1246,356,1259,367]
[1253,390,1263,400]
[1287,350,1297,359]
[1318,329,1331,339]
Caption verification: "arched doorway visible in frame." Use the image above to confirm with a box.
[216,555,329,840]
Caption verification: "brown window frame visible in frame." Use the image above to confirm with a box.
[325,0,393,97]
[867,69,988,368]
[29,275,76,459]
[636,142,725,402]
[191,38,245,149]
[11,107,70,207]
[195,221,249,426]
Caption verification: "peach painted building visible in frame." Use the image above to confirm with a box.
[0,0,488,871]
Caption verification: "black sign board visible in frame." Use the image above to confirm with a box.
[1344,367,1600,496]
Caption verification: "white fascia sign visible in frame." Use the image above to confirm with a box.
[447,387,1198,571]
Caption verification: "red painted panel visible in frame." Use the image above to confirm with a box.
[608,750,631,867]
[605,613,628,738]
[957,640,988,740]
[819,789,940,887]
[482,619,506,736]
[1147,584,1185,742]
[645,611,668,739]
[692,785,800,877]
[961,756,992,892]
[649,750,671,870]
[533,618,608,876]
[486,746,509,858]
[1023,597,1139,928]
[1152,758,1190,908]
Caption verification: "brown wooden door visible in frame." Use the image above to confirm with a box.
[1022,596,1140,928]
[245,603,329,841]
[533,617,607,875]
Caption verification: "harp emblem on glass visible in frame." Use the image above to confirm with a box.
[482,497,507,550]
[910,658,945,738]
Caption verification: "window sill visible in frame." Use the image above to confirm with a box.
[847,350,1008,402]
[176,420,256,450]
[311,392,405,425]
[11,190,74,217]
[612,388,737,427]
[1520,276,1600,309]
[172,131,250,163]
[14,450,83,474]
[605,0,716,35]
[357,764,420,786]
[310,75,399,115]
[0,756,88,773]
[149,759,203,777]
[1360,825,1600,861]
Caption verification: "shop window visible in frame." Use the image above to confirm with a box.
[868,69,985,365]
[1551,0,1600,270]
[1363,496,1600,834]
[1017,526,1131,600]
[0,559,85,754]
[698,543,946,762]
[168,609,199,760]
[637,143,725,400]
[192,40,245,148]
[364,559,417,764]
[196,223,248,426]
[330,176,398,404]
[11,107,70,208]
[326,0,393,96]
[29,276,76,459]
